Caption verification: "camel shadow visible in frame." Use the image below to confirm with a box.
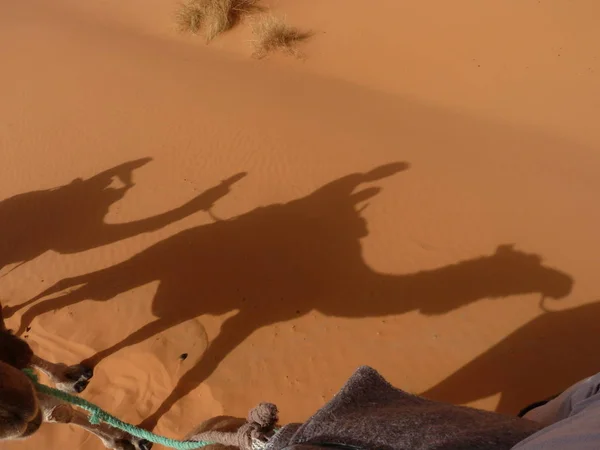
[0,157,246,274]
[421,301,600,415]
[9,161,574,429]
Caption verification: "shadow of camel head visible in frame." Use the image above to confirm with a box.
[479,244,572,301]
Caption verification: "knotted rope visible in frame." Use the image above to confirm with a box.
[23,369,277,450]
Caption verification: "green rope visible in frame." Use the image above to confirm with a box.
[23,369,213,449]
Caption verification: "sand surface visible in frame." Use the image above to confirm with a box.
[1,0,599,448]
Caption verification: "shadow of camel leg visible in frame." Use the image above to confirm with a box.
[11,257,145,335]
[81,316,183,368]
[138,312,256,431]
[14,289,89,336]
[1,273,92,322]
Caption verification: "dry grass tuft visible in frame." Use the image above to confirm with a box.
[176,0,260,42]
[251,15,311,58]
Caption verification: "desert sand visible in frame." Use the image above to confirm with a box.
[1,0,600,448]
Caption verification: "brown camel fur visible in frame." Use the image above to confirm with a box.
[0,303,152,450]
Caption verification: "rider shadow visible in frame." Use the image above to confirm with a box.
[8,161,574,429]
[421,300,600,415]
[0,157,246,273]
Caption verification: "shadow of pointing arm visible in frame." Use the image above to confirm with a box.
[91,172,248,247]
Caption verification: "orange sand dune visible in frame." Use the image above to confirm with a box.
[1,0,599,449]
